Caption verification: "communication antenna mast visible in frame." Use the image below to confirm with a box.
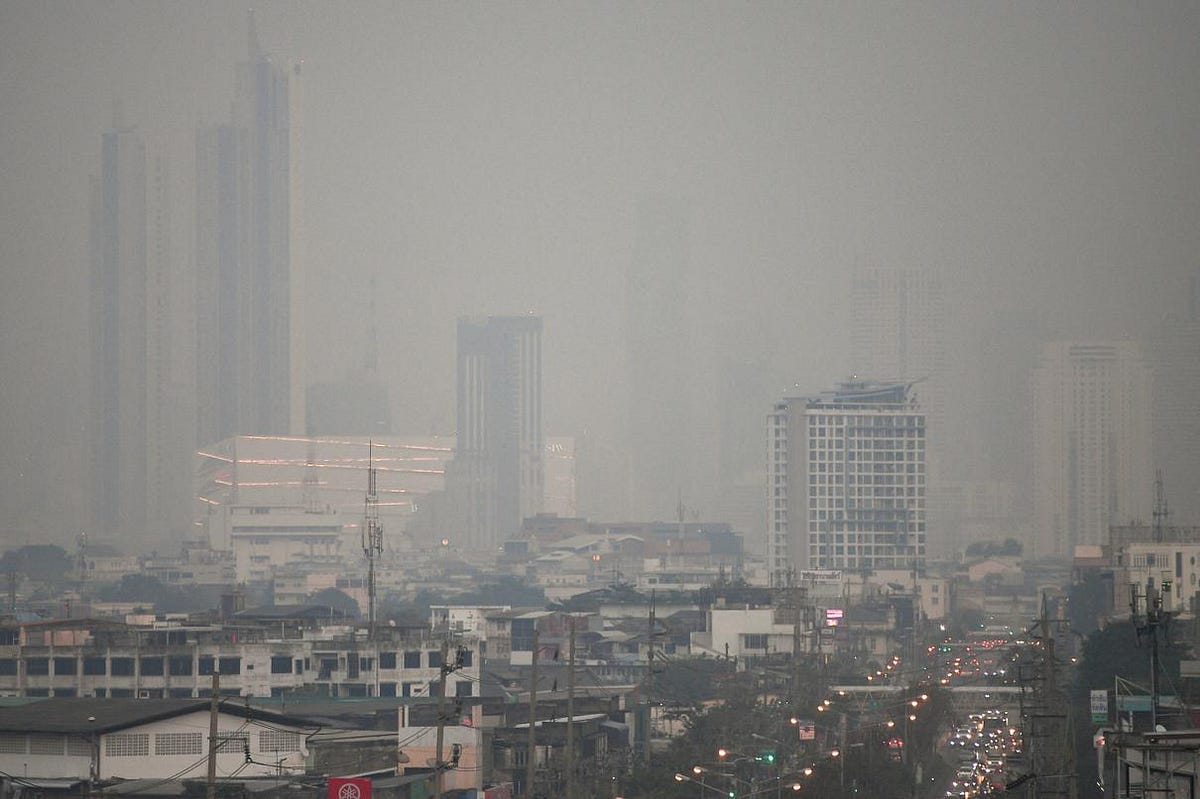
[1152,470,1170,543]
[363,441,384,639]
[302,437,320,513]
[76,531,88,588]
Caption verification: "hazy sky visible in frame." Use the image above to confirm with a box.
[2,1,1198,542]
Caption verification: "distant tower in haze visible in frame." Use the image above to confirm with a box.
[89,125,147,543]
[195,12,303,448]
[850,268,951,555]
[625,199,705,520]
[1145,268,1200,523]
[446,315,543,551]
[1032,342,1152,559]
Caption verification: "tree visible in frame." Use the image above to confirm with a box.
[1066,571,1109,637]
[309,588,361,617]
[94,574,205,612]
[0,544,72,584]
[1073,620,1191,791]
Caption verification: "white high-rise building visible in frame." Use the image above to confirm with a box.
[768,380,926,587]
[1032,342,1153,559]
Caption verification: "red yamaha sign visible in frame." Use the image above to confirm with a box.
[328,778,372,799]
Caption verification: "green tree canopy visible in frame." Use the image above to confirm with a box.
[0,544,72,584]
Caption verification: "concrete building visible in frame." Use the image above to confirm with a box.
[196,15,304,447]
[0,616,479,701]
[446,316,543,552]
[769,380,927,586]
[195,435,452,548]
[1032,342,1153,559]
[0,698,316,782]
[689,606,798,662]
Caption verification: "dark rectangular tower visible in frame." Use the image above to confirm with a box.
[448,315,543,551]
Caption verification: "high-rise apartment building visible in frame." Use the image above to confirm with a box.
[89,126,147,542]
[1032,342,1152,559]
[196,16,303,448]
[446,316,543,551]
[768,381,926,586]
[1146,271,1200,524]
[849,269,950,556]
[89,127,186,544]
[624,200,717,521]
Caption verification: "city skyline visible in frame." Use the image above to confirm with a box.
[2,3,1198,554]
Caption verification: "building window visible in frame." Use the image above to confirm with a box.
[83,657,106,676]
[53,657,77,676]
[198,656,215,676]
[403,651,421,669]
[0,734,25,754]
[25,658,49,676]
[112,657,135,676]
[428,651,443,669]
[29,735,64,755]
[140,657,164,676]
[259,731,300,753]
[270,656,292,675]
[455,681,473,698]
[0,659,16,676]
[379,652,397,670]
[380,682,397,697]
[155,733,203,756]
[459,650,473,667]
[106,733,150,757]
[218,657,241,675]
[67,737,92,757]
[216,733,249,754]
[743,634,768,650]
[169,656,193,676]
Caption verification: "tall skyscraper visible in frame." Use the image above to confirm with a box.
[89,126,190,547]
[768,380,926,586]
[1146,275,1200,524]
[850,268,950,555]
[196,15,302,448]
[624,199,717,521]
[446,316,543,551]
[1032,342,1153,559]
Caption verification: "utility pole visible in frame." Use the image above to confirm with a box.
[566,616,576,799]
[435,639,449,799]
[526,626,539,799]
[362,441,383,640]
[645,590,656,765]
[206,671,220,799]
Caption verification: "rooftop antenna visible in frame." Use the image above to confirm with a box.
[1152,470,1169,544]
[363,441,383,639]
[247,8,261,59]
[76,532,89,603]
[365,275,379,374]
[302,437,320,514]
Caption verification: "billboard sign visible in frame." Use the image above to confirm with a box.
[1090,690,1108,723]
[329,778,372,799]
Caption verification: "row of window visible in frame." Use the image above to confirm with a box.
[0,650,470,679]
[0,730,302,758]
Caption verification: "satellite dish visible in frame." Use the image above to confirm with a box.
[1156,724,1167,733]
